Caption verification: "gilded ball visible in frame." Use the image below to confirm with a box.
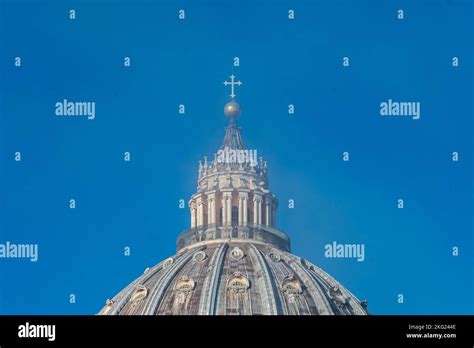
[224,101,241,119]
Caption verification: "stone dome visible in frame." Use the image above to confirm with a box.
[99,241,368,315]
[99,74,368,316]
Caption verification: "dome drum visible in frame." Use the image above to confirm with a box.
[176,223,290,252]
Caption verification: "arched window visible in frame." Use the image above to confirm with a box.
[231,206,239,225]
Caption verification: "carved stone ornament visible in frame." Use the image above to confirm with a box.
[227,272,250,294]
[268,251,281,262]
[207,177,218,190]
[193,251,207,262]
[230,246,245,261]
[102,299,114,314]
[281,275,302,303]
[330,285,347,306]
[175,275,196,294]
[130,285,148,303]
[231,175,241,188]
[174,276,196,304]
[163,257,174,269]
[301,258,312,270]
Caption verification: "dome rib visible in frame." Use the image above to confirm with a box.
[143,249,197,315]
[198,243,228,315]
[283,256,333,315]
[247,244,281,315]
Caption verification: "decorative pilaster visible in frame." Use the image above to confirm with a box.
[222,191,232,225]
[238,194,243,225]
[253,195,258,225]
[265,198,271,227]
[254,193,263,225]
[226,193,232,225]
[238,192,249,226]
[221,195,227,225]
[190,201,197,228]
[243,195,248,224]
[207,192,216,225]
[196,196,204,227]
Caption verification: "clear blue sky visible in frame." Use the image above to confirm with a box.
[0,0,472,315]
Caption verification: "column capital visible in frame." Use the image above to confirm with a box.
[206,191,216,200]
[253,192,263,202]
[238,191,249,199]
[265,194,273,202]
[222,191,233,198]
[192,193,203,201]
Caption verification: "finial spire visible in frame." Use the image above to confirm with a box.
[222,71,244,149]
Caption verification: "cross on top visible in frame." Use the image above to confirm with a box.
[223,74,242,99]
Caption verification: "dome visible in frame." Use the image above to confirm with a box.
[99,73,368,316]
[99,241,367,315]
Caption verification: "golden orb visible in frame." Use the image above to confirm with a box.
[224,101,241,120]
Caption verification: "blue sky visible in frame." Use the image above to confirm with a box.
[0,0,472,314]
